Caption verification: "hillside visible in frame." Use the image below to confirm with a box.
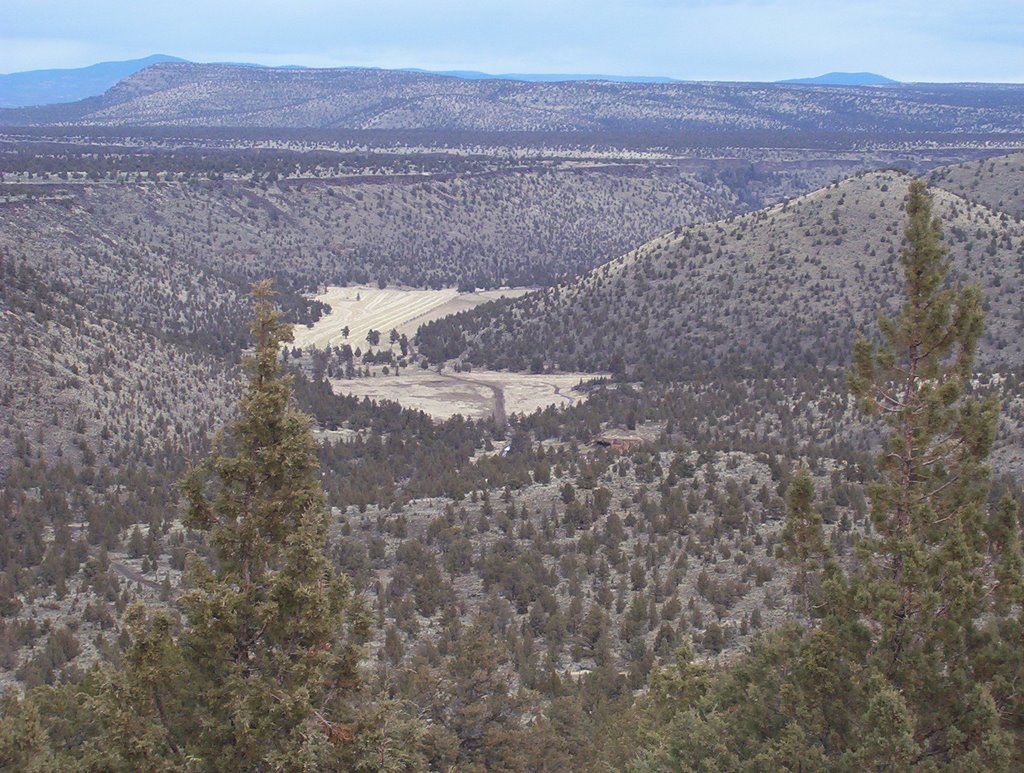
[2,143,890,308]
[8,120,970,492]
[3,139,1023,766]
[0,165,733,308]
[0,147,787,477]
[416,171,1024,379]
[3,62,1024,134]
[779,72,898,86]
[0,257,239,478]
[7,133,984,484]
[930,151,1024,220]
[6,152,1018,477]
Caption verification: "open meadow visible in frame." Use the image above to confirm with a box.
[293,285,603,421]
[291,285,533,350]
[328,367,601,423]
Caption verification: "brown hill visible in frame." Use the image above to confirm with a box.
[0,260,238,478]
[0,152,776,474]
[930,151,1024,220]
[417,171,1024,378]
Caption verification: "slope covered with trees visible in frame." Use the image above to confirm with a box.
[419,170,1024,378]
[4,62,1024,136]
[3,183,1021,771]
[0,163,739,297]
[625,181,1024,771]
[1,285,417,771]
[2,90,1024,767]
[1,138,883,480]
[930,151,1024,221]
[0,255,240,478]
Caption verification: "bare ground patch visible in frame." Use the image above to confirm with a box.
[330,368,604,423]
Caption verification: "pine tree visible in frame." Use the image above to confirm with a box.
[2,289,429,771]
[627,179,1024,771]
[86,605,188,771]
[848,179,1022,766]
[0,691,52,772]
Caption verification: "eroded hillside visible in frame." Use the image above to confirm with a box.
[0,259,239,477]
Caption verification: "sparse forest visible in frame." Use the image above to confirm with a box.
[419,171,1024,380]
[1,103,1023,771]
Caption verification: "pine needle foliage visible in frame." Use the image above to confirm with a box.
[627,180,1024,771]
[781,468,829,624]
[846,178,1023,767]
[1,283,382,772]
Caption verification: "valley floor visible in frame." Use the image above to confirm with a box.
[330,368,601,423]
[292,285,533,350]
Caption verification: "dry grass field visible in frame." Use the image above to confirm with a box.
[292,285,533,350]
[329,368,601,423]
[294,285,603,422]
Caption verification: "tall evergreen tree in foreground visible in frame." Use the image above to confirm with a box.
[847,178,1022,766]
[1,283,424,772]
[629,180,1023,771]
[780,467,830,625]
[175,279,371,769]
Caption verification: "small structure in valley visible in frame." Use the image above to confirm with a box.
[593,431,645,452]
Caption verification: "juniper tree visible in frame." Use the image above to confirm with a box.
[627,180,1024,772]
[780,468,829,625]
[177,280,370,770]
[1,285,431,771]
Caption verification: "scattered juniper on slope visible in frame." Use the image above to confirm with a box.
[0,284,422,772]
[628,181,1024,771]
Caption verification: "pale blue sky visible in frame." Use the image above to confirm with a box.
[1,0,1021,81]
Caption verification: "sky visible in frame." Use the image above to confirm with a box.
[1,0,1022,82]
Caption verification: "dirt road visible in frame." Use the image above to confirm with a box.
[437,371,507,426]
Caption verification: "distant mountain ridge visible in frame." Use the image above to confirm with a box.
[401,68,677,83]
[0,55,690,109]
[0,54,186,107]
[779,72,898,86]
[3,61,1023,133]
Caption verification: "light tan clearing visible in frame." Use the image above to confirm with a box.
[329,368,604,423]
[292,285,533,350]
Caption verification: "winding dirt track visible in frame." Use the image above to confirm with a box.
[329,369,603,424]
[109,560,165,593]
[70,524,167,594]
[434,371,507,426]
